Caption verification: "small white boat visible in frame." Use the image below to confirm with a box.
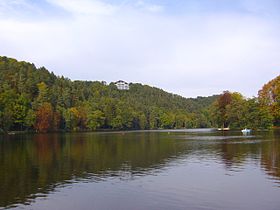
[241,128,251,134]
[217,127,230,131]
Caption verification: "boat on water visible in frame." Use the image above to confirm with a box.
[241,128,251,134]
[217,127,230,131]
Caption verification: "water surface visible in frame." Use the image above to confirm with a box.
[0,129,279,210]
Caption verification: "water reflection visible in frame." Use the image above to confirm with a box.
[0,129,279,209]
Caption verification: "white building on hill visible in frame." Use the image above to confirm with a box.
[115,80,129,90]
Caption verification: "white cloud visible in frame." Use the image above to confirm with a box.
[0,0,279,97]
[135,0,164,13]
[0,0,39,17]
[46,0,117,16]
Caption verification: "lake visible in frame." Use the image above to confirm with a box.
[0,129,279,210]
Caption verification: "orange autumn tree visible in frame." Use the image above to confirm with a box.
[258,75,280,126]
[68,106,87,130]
[35,102,54,132]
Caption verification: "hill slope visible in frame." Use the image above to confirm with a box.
[0,56,217,132]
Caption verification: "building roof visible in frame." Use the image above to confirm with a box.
[114,80,128,84]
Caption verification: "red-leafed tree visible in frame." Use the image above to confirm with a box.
[35,102,53,132]
[216,91,232,128]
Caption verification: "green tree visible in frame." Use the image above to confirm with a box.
[13,94,30,130]
[225,92,247,129]
[246,98,273,129]
[24,109,36,128]
[36,82,49,103]
[87,110,105,130]
[111,115,123,129]
[0,89,17,131]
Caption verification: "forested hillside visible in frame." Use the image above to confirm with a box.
[1,56,278,133]
[0,56,217,132]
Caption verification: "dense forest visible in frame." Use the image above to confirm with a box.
[0,56,279,133]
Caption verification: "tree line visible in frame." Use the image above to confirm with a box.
[211,74,279,129]
[0,56,279,133]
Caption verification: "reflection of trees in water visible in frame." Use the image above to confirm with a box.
[0,132,183,208]
[260,131,280,181]
[217,131,280,182]
[0,131,279,208]
[219,139,260,169]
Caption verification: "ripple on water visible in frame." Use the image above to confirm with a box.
[182,135,256,141]
[1,130,280,210]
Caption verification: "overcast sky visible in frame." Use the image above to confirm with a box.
[0,0,279,97]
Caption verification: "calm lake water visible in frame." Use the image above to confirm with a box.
[0,129,280,210]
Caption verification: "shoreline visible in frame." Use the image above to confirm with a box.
[1,127,278,136]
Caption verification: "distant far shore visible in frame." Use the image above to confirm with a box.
[1,127,278,136]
